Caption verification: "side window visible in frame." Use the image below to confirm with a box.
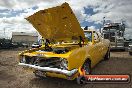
[84,32,92,42]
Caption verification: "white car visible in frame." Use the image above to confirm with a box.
[32,43,41,48]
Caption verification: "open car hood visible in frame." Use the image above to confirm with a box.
[26,3,85,41]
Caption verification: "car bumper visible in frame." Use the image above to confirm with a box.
[18,63,78,77]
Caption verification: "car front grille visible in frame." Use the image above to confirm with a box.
[22,56,62,68]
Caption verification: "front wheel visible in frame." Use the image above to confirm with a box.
[76,76,87,85]
[82,60,91,75]
[77,60,91,84]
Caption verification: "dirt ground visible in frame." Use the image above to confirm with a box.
[0,49,132,88]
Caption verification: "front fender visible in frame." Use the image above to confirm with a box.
[67,46,91,70]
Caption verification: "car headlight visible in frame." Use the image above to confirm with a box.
[60,58,68,70]
[20,56,26,63]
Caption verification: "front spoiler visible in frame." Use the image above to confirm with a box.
[18,63,78,77]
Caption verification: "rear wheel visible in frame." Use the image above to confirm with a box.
[104,49,110,60]
[77,59,91,84]
[129,52,132,55]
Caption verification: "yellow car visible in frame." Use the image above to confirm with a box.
[18,3,110,84]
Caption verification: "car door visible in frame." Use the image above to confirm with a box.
[93,32,103,62]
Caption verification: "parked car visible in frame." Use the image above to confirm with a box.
[0,39,18,49]
[21,43,28,48]
[32,42,41,48]
[128,42,132,55]
[18,3,110,84]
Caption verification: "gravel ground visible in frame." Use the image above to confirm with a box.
[0,49,132,88]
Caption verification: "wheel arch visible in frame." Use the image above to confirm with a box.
[78,56,92,75]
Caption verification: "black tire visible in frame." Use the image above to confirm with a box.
[104,49,110,60]
[76,76,87,85]
[129,52,132,55]
[82,60,91,75]
[76,59,91,84]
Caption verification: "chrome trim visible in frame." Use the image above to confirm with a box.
[18,63,78,76]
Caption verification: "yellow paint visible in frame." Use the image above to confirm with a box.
[26,2,85,41]
[19,3,110,80]
[19,30,110,80]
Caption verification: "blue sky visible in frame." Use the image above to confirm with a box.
[0,6,99,28]
[0,0,132,39]
[81,7,101,29]
[0,6,38,18]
